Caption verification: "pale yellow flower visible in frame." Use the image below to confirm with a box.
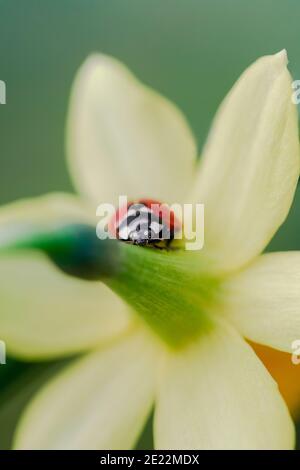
[0,50,299,450]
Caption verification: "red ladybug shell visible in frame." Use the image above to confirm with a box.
[108,199,181,244]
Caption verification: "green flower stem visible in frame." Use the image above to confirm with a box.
[106,243,221,348]
[0,223,221,348]
[0,223,119,280]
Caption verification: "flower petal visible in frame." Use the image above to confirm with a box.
[0,252,131,360]
[252,343,300,418]
[14,330,158,450]
[0,194,131,359]
[154,321,294,450]
[66,54,196,206]
[223,252,300,353]
[192,51,300,273]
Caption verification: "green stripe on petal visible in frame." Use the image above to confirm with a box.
[107,243,221,348]
[14,330,158,450]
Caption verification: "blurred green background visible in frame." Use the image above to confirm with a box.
[0,0,300,449]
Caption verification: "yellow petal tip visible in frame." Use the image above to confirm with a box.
[274,49,288,66]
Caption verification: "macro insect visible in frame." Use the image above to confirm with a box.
[108,199,181,248]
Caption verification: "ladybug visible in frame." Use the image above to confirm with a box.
[108,199,181,248]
